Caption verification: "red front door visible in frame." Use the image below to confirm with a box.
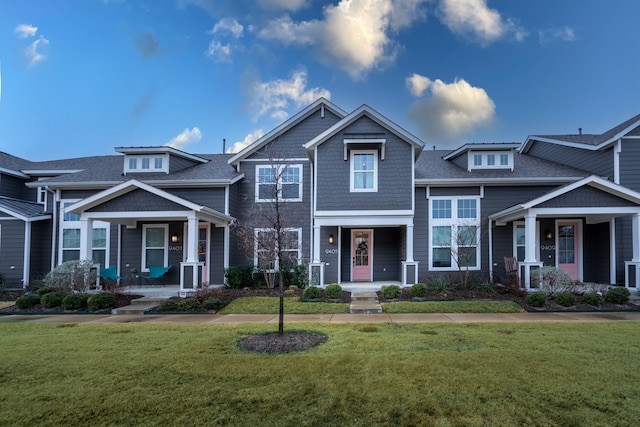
[352,230,372,281]
[557,222,579,280]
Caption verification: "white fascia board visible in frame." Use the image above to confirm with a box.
[443,143,521,160]
[415,177,581,186]
[0,167,30,179]
[22,169,83,175]
[115,146,208,163]
[0,208,50,222]
[314,215,413,227]
[315,209,414,217]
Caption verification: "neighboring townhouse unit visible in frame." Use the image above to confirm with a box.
[1,99,640,293]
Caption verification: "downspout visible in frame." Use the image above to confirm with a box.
[45,186,57,271]
[488,217,493,283]
[117,224,122,273]
[23,222,31,288]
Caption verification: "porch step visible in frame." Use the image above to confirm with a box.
[350,292,383,314]
[111,297,168,315]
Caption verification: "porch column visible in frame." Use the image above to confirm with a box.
[79,218,94,262]
[313,225,321,263]
[23,222,32,288]
[521,212,542,290]
[626,213,640,288]
[180,214,203,296]
[406,224,414,262]
[186,215,199,262]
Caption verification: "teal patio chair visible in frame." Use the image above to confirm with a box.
[144,265,171,286]
[100,266,127,289]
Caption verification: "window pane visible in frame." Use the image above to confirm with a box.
[62,250,80,262]
[458,247,477,267]
[500,154,509,165]
[432,226,451,246]
[154,157,163,169]
[458,226,477,245]
[145,228,165,247]
[92,249,106,267]
[142,158,150,169]
[516,225,525,246]
[487,154,495,165]
[354,171,374,189]
[63,229,80,248]
[474,154,482,166]
[354,153,374,171]
[516,246,525,262]
[129,158,137,169]
[457,199,477,219]
[281,167,299,183]
[63,202,80,221]
[92,228,107,248]
[146,249,164,268]
[259,183,277,199]
[258,168,275,183]
[433,248,451,267]
[432,200,451,219]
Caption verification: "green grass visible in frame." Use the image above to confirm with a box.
[1,322,640,426]
[382,300,523,313]
[219,296,350,314]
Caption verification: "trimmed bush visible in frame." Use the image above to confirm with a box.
[428,276,453,293]
[554,292,576,307]
[202,298,223,311]
[36,287,57,296]
[304,286,321,299]
[41,259,97,293]
[156,300,179,312]
[525,292,547,308]
[87,292,116,311]
[40,291,65,308]
[605,287,630,304]
[291,264,308,289]
[15,294,41,309]
[325,283,342,299]
[382,285,401,299]
[178,298,200,311]
[62,293,89,310]
[224,265,256,288]
[583,292,603,307]
[410,283,427,298]
[531,267,575,297]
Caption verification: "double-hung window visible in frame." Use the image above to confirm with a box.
[429,197,480,270]
[350,150,378,192]
[254,228,302,270]
[60,201,110,265]
[255,164,302,202]
[142,225,168,271]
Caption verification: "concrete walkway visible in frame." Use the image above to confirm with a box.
[2,311,640,324]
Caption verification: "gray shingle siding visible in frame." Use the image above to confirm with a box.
[166,187,226,212]
[450,154,467,170]
[0,221,26,286]
[527,142,613,179]
[615,217,632,284]
[1,174,28,199]
[168,155,199,173]
[584,222,610,283]
[316,117,413,211]
[88,189,187,212]
[620,139,640,191]
[627,125,640,136]
[537,186,637,209]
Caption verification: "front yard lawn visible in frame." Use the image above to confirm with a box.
[219,296,350,314]
[382,300,522,313]
[1,322,639,426]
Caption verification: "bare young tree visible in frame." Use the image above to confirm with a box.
[233,147,302,335]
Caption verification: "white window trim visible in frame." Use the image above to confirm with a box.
[254,164,303,202]
[428,196,481,271]
[467,151,513,171]
[350,150,378,193]
[253,227,302,270]
[124,154,169,175]
[141,224,169,272]
[59,200,110,265]
[513,221,540,263]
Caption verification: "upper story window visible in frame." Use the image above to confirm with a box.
[255,164,303,202]
[124,155,169,174]
[350,150,378,192]
[467,150,513,171]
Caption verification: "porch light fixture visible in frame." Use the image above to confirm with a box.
[545,230,553,240]
[328,234,334,244]
[171,233,180,243]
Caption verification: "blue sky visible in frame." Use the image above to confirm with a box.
[1,0,638,161]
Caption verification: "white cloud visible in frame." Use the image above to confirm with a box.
[205,40,233,62]
[25,36,49,67]
[15,24,38,38]
[258,0,428,80]
[538,26,576,45]
[166,127,203,150]
[406,73,432,97]
[210,18,244,39]
[227,129,265,153]
[258,0,309,11]
[407,74,496,143]
[247,69,331,121]
[437,0,526,46]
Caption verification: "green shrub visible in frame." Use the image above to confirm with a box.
[324,283,342,299]
[41,259,98,293]
[304,286,321,299]
[531,267,575,297]
[428,276,453,293]
[202,298,223,311]
[87,292,116,311]
[410,283,427,297]
[290,264,308,289]
[62,293,89,310]
[583,292,603,307]
[178,298,200,311]
[224,265,256,288]
[15,294,41,309]
[554,292,576,307]
[40,291,65,308]
[156,300,179,312]
[36,286,57,296]
[382,285,401,299]
[605,287,630,304]
[525,292,547,307]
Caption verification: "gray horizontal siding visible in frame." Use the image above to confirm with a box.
[167,187,226,212]
[537,185,637,208]
[0,221,26,286]
[1,174,27,199]
[620,139,640,192]
[88,189,188,212]
[527,142,613,178]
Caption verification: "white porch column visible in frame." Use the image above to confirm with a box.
[23,222,32,287]
[186,215,199,262]
[524,213,537,262]
[406,224,414,262]
[632,213,640,262]
[79,218,93,261]
[313,225,321,263]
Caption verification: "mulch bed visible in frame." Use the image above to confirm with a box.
[0,292,143,314]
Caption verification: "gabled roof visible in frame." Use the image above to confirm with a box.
[0,152,32,178]
[303,104,425,160]
[521,113,640,152]
[66,179,233,225]
[228,98,347,166]
[0,197,50,222]
[489,175,640,224]
[415,150,588,185]
[442,143,521,161]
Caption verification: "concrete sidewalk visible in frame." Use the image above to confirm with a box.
[2,311,640,324]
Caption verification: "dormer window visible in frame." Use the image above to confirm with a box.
[124,154,169,174]
[468,150,513,171]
